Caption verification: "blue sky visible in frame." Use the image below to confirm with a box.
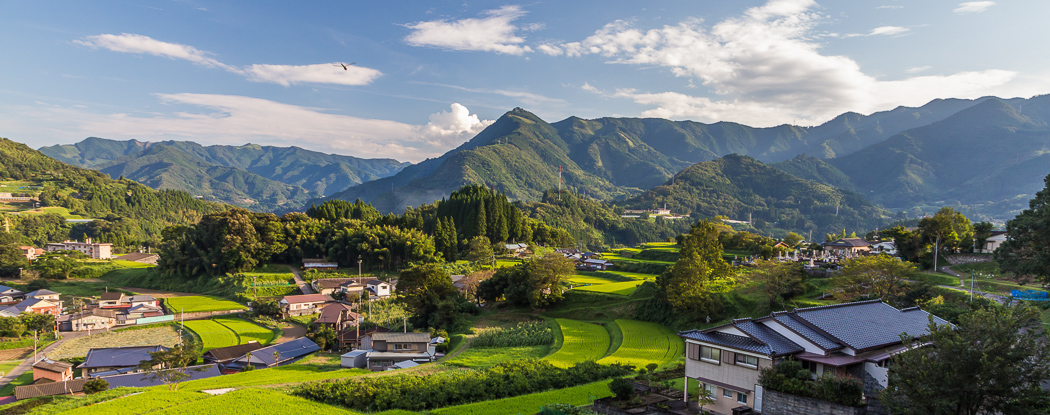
[2,0,1047,162]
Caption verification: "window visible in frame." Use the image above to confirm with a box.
[393,343,413,351]
[800,360,818,372]
[700,346,721,363]
[702,383,717,398]
[737,392,748,404]
[735,354,759,367]
[723,388,733,398]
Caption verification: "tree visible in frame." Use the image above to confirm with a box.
[479,255,574,309]
[83,378,109,394]
[919,207,973,270]
[831,256,916,306]
[137,341,205,391]
[396,263,472,329]
[997,174,1050,283]
[972,221,994,252]
[882,305,1050,414]
[749,260,806,309]
[783,232,805,247]
[463,236,493,263]
[307,326,337,351]
[434,217,458,262]
[0,317,26,337]
[609,377,634,401]
[19,312,55,333]
[33,250,85,279]
[659,220,735,316]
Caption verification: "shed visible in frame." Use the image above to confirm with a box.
[340,350,368,369]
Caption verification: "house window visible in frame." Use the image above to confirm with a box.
[393,343,412,351]
[737,392,747,404]
[702,383,717,398]
[800,360,817,372]
[700,346,721,363]
[735,354,759,367]
[723,388,733,398]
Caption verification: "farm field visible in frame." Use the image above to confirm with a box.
[160,388,359,415]
[214,317,275,344]
[184,319,240,352]
[444,345,549,368]
[574,281,644,296]
[170,365,370,391]
[60,390,208,415]
[544,319,610,368]
[429,379,614,415]
[569,270,656,296]
[49,326,181,359]
[165,296,247,313]
[597,320,683,369]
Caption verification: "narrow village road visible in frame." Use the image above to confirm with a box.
[0,330,90,391]
[287,265,315,295]
[938,266,1010,304]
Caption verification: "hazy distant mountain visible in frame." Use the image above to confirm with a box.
[625,154,888,235]
[828,95,1050,219]
[771,154,859,192]
[40,138,409,197]
[327,98,992,213]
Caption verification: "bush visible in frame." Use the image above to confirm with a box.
[471,321,553,348]
[83,378,109,394]
[609,378,634,401]
[758,359,863,407]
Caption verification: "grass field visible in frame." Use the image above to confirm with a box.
[160,388,359,415]
[49,326,182,359]
[0,371,32,396]
[214,317,275,344]
[444,345,549,368]
[544,319,610,368]
[597,270,658,280]
[569,270,656,297]
[574,281,644,296]
[597,320,683,369]
[429,379,614,415]
[165,296,247,313]
[171,365,370,391]
[60,390,209,415]
[184,319,240,352]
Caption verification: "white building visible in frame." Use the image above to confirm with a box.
[45,239,113,260]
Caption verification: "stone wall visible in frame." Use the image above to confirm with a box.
[860,370,890,415]
[175,309,244,321]
[761,389,866,415]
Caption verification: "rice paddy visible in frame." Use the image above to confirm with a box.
[544,319,610,368]
[597,319,683,369]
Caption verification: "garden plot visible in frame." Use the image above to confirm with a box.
[544,319,610,368]
[597,319,683,369]
[49,326,182,359]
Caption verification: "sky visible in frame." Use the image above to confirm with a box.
[2,0,1048,163]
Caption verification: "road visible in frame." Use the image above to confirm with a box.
[0,330,91,391]
[287,265,315,295]
[938,266,1010,304]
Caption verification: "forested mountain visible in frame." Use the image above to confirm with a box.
[625,154,889,236]
[40,137,409,209]
[328,99,993,214]
[0,137,226,248]
[828,95,1050,220]
[516,190,691,247]
[771,154,859,192]
[93,144,314,211]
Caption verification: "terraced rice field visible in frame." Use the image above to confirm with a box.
[165,296,247,313]
[544,319,610,368]
[171,366,370,391]
[184,319,240,352]
[597,319,683,369]
[570,270,657,296]
[160,388,359,415]
[60,390,208,415]
[598,270,658,280]
[214,316,275,344]
[574,281,644,296]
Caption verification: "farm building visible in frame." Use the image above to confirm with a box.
[279,294,332,317]
[32,359,73,383]
[822,238,871,255]
[58,309,118,332]
[228,337,320,370]
[361,332,435,370]
[0,286,24,303]
[78,345,169,378]
[202,342,267,366]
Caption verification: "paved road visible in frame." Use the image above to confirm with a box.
[938,266,1010,304]
[287,265,314,295]
[0,330,91,391]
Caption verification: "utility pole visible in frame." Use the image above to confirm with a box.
[403,317,407,333]
[252,275,257,298]
[357,255,362,285]
[933,235,940,272]
[33,330,37,363]
[970,270,975,302]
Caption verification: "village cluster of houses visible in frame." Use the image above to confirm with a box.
[554,248,614,271]
[0,287,63,317]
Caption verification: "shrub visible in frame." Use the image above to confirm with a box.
[758,359,863,407]
[83,378,109,394]
[609,378,634,400]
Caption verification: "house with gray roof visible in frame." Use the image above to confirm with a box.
[229,337,319,370]
[822,238,871,256]
[361,332,435,370]
[78,345,168,378]
[679,300,951,414]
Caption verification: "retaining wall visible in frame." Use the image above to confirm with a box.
[761,389,866,415]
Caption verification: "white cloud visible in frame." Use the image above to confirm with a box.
[11,95,491,162]
[403,5,534,55]
[74,33,240,72]
[906,66,932,73]
[954,1,996,14]
[76,33,382,87]
[868,26,910,36]
[877,5,904,9]
[243,63,381,86]
[417,82,564,106]
[547,0,1019,126]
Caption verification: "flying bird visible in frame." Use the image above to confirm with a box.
[333,62,356,70]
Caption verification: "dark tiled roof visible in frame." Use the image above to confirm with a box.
[314,278,356,289]
[824,238,870,247]
[339,326,390,342]
[241,338,319,366]
[15,379,87,400]
[680,330,772,355]
[316,303,358,325]
[104,364,220,388]
[203,342,266,361]
[25,289,59,297]
[769,314,842,350]
[790,300,951,351]
[734,320,804,356]
[67,308,118,321]
[80,345,167,369]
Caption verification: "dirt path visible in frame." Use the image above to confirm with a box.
[118,287,196,298]
[276,323,307,343]
[287,265,314,295]
[937,266,1009,304]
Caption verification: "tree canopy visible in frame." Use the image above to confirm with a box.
[996,173,1050,283]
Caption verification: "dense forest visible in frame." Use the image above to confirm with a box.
[517,190,691,248]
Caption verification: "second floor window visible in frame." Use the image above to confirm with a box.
[393,343,413,350]
[735,354,759,367]
[701,346,721,362]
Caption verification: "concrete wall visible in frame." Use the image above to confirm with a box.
[762,389,867,415]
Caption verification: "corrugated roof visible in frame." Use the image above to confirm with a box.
[33,359,72,373]
[790,300,951,351]
[15,379,86,400]
[824,238,870,247]
[80,345,167,369]
[25,289,59,297]
[203,342,266,361]
[372,332,430,343]
[281,294,328,304]
[239,337,319,366]
[99,292,123,301]
[313,278,357,289]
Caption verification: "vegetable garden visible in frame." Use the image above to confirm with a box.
[544,319,610,368]
[597,319,683,369]
[471,321,553,348]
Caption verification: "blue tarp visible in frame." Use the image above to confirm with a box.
[1010,290,1049,301]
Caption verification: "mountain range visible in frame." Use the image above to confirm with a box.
[40,138,408,211]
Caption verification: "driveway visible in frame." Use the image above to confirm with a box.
[287,265,314,295]
[0,330,91,391]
